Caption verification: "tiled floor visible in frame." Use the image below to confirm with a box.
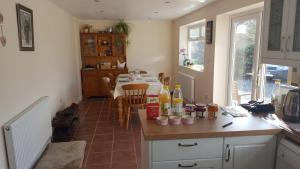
[74,98,141,169]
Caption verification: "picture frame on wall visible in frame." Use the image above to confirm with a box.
[206,20,213,44]
[16,4,34,51]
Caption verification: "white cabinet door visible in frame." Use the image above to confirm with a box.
[152,158,222,169]
[262,0,290,61]
[276,158,295,169]
[286,0,300,60]
[276,138,300,169]
[223,135,277,169]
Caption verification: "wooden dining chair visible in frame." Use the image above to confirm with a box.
[101,76,115,120]
[105,73,116,89]
[158,73,164,83]
[101,76,114,98]
[140,70,148,74]
[163,76,171,86]
[122,84,149,129]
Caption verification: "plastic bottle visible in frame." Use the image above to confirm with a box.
[271,79,281,114]
[172,84,183,116]
[159,86,171,116]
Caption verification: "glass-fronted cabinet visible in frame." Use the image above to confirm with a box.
[262,0,300,65]
[81,34,98,57]
[262,0,289,60]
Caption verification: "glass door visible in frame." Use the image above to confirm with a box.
[81,34,98,57]
[228,12,262,105]
[261,0,289,60]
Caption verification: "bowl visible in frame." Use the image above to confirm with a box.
[156,116,168,126]
[182,115,194,125]
[169,116,181,125]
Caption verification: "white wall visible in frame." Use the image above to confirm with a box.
[77,20,173,77]
[0,0,81,168]
[172,0,263,104]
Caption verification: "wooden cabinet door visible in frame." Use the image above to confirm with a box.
[262,0,290,61]
[82,71,101,97]
[286,0,300,61]
[82,76,100,97]
[223,135,276,169]
[81,34,98,57]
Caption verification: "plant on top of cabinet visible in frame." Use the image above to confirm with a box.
[113,19,131,48]
[113,19,131,35]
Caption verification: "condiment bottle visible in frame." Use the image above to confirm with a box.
[159,86,171,116]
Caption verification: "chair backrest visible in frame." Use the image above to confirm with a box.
[164,76,171,86]
[122,84,149,106]
[140,70,148,74]
[105,73,116,88]
[158,73,164,83]
[101,76,113,97]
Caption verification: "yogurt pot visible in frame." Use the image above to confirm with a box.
[169,116,181,125]
[182,115,194,125]
[156,116,168,126]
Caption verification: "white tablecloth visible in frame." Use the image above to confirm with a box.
[113,74,162,99]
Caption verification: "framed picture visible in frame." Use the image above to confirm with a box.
[16,4,34,51]
[206,20,213,44]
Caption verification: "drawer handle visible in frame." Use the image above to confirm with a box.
[178,163,197,168]
[178,143,198,147]
[225,144,230,162]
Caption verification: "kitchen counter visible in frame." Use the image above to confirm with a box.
[139,108,282,141]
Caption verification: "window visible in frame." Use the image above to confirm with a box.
[261,64,298,103]
[179,21,206,71]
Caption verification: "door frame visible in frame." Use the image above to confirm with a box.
[227,8,263,105]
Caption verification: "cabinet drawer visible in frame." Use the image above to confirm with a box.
[152,138,223,162]
[277,144,300,169]
[152,158,222,169]
[82,70,98,77]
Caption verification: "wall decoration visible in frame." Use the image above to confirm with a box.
[16,4,34,51]
[0,12,6,47]
[206,20,213,44]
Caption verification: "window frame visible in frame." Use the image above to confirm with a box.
[186,22,206,70]
[187,23,206,42]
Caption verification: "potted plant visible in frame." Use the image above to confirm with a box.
[113,19,131,48]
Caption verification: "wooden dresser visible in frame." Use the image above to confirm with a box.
[80,32,128,97]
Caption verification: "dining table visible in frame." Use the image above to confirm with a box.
[114,74,163,126]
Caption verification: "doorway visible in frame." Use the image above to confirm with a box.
[228,10,263,105]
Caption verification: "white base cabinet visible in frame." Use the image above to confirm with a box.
[141,134,277,169]
[222,135,277,169]
[276,138,300,169]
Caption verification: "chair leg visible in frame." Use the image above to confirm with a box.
[126,107,131,130]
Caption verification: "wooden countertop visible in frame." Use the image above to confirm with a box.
[139,108,283,141]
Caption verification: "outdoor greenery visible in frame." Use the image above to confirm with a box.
[233,20,256,80]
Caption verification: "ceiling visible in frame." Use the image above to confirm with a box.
[50,0,217,20]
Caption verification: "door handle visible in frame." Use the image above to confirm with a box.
[225,144,231,162]
[178,163,197,168]
[178,143,198,147]
[281,36,285,52]
[286,36,291,52]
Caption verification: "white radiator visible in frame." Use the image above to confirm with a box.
[3,96,52,169]
[176,72,195,103]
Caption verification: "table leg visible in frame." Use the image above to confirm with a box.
[118,97,123,126]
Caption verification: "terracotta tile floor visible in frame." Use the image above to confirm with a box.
[74,98,142,169]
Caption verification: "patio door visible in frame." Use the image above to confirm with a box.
[228,11,263,105]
